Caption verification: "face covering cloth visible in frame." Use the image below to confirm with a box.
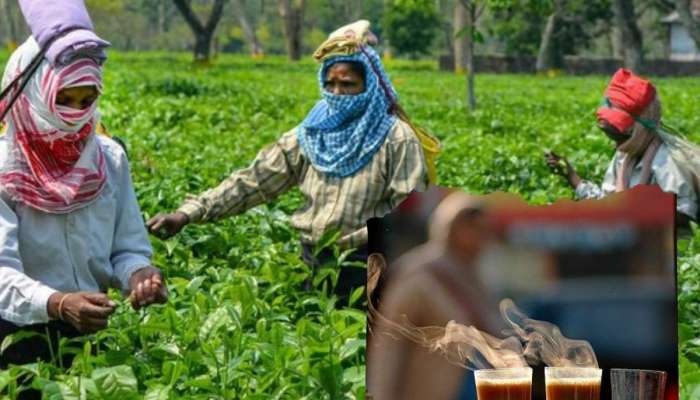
[297,45,397,178]
[0,38,105,213]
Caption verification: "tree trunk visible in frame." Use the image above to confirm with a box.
[231,0,263,56]
[458,0,477,111]
[278,0,306,61]
[453,1,468,73]
[157,0,168,34]
[535,0,563,73]
[611,0,643,72]
[610,27,624,59]
[466,3,476,111]
[675,0,700,49]
[443,22,454,61]
[194,31,214,61]
[173,0,227,62]
[2,0,18,46]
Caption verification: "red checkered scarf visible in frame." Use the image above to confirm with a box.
[0,40,105,213]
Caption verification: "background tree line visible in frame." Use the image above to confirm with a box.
[0,0,697,71]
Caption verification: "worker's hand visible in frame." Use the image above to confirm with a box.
[146,212,189,239]
[48,291,116,333]
[128,266,168,310]
[545,151,581,188]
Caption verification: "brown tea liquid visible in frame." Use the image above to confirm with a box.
[476,380,532,400]
[545,379,601,400]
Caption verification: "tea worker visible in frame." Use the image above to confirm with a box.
[148,20,431,302]
[0,0,166,371]
[546,69,700,227]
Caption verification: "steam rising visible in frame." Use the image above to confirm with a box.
[378,316,529,370]
[368,254,598,370]
[429,322,529,369]
[500,299,598,368]
[368,254,527,369]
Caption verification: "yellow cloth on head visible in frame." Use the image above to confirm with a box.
[313,20,377,62]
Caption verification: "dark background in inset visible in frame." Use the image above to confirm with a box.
[368,185,678,400]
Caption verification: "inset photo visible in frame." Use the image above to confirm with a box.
[367,185,677,400]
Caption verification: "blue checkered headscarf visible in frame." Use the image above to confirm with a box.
[297,46,397,178]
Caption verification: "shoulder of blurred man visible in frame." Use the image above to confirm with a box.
[390,241,444,282]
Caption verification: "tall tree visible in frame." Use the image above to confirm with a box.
[384,0,439,58]
[231,0,263,56]
[173,0,228,62]
[278,0,306,61]
[436,0,454,60]
[536,0,564,72]
[1,0,19,47]
[453,1,468,73]
[674,0,700,48]
[490,0,612,63]
[133,0,176,34]
[456,0,486,111]
[611,0,644,72]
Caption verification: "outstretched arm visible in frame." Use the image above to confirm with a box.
[109,149,168,309]
[546,151,612,200]
[148,131,305,239]
[545,151,582,189]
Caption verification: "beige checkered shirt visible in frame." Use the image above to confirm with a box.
[177,119,429,249]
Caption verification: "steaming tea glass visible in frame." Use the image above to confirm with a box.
[545,367,602,400]
[610,369,666,400]
[474,367,532,400]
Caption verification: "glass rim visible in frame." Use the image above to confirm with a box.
[544,367,602,371]
[545,366,602,382]
[475,367,533,373]
[475,367,533,381]
[609,368,667,375]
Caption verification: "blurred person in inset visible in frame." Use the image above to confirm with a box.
[367,192,501,400]
[546,69,699,227]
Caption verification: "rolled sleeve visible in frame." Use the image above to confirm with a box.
[110,152,153,294]
[0,197,57,325]
[177,197,206,223]
[575,181,605,200]
[575,156,618,200]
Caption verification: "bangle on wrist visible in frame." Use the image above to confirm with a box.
[57,293,70,321]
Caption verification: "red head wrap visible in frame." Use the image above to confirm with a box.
[596,68,656,134]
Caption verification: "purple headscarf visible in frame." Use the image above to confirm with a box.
[19,0,110,66]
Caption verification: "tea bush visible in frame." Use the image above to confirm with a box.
[0,52,698,399]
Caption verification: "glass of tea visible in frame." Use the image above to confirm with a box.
[545,367,602,400]
[610,369,666,400]
[474,367,532,400]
